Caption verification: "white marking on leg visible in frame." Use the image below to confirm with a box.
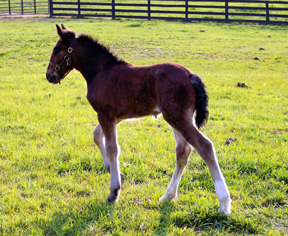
[160,128,191,201]
[159,164,186,201]
[103,124,121,202]
[106,141,121,201]
[93,125,110,171]
[199,136,231,215]
[179,126,231,215]
[214,179,231,215]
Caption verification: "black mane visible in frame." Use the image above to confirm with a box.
[77,34,125,64]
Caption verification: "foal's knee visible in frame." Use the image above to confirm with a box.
[106,143,118,159]
[93,126,102,145]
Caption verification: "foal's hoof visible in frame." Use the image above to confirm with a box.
[218,198,232,216]
[107,194,118,203]
[107,189,120,203]
[107,196,117,203]
[159,194,174,202]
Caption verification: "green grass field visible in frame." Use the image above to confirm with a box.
[0,17,287,235]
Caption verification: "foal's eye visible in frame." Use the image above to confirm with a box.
[53,47,61,55]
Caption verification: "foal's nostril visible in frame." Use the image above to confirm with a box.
[50,75,56,83]
[47,74,57,83]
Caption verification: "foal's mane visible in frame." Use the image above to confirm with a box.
[77,34,125,64]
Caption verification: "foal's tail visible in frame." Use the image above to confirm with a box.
[190,74,209,129]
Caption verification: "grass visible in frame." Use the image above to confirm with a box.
[0,17,288,235]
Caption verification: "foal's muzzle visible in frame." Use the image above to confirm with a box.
[46,73,59,84]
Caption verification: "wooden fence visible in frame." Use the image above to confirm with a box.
[1,0,288,24]
[48,0,288,24]
[0,0,48,15]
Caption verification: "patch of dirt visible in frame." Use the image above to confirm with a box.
[237,83,251,89]
[225,138,236,145]
[271,129,288,134]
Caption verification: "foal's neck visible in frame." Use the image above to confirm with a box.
[73,37,125,84]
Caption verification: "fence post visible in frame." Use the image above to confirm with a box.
[266,2,270,23]
[185,0,188,21]
[49,0,53,17]
[148,0,150,20]
[112,0,115,19]
[77,0,81,17]
[225,0,229,22]
[8,0,11,15]
[34,0,36,14]
[21,0,23,14]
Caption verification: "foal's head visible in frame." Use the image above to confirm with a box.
[46,24,76,84]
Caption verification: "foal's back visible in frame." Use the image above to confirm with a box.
[87,62,196,121]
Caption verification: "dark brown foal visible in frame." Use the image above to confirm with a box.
[46,25,231,215]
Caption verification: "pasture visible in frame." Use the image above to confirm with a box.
[0,17,287,235]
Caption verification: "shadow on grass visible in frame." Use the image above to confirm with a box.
[153,200,175,235]
[43,200,115,236]
[171,210,261,234]
[43,200,261,235]
[154,202,261,235]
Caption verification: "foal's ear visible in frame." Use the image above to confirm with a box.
[56,24,64,40]
[56,24,75,43]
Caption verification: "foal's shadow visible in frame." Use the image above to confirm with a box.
[154,201,231,234]
[154,200,175,235]
[44,200,115,235]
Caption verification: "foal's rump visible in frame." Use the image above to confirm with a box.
[151,63,209,129]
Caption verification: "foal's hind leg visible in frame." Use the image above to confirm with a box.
[162,112,231,215]
[93,124,110,172]
[159,128,192,201]
[180,124,231,215]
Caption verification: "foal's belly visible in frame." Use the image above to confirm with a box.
[117,104,161,120]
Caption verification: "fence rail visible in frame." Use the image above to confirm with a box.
[48,0,288,24]
[1,0,288,24]
[0,0,48,15]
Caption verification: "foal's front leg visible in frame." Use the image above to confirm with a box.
[94,124,124,186]
[98,117,121,202]
[93,124,110,172]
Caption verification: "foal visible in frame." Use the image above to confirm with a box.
[46,24,231,215]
